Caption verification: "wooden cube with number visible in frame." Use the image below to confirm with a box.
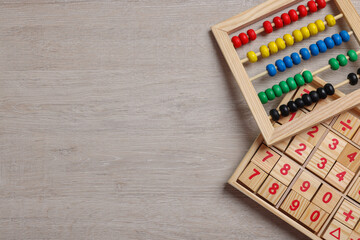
[337,143,360,173]
[299,202,329,233]
[298,124,327,146]
[333,112,360,139]
[293,85,317,111]
[348,177,360,203]
[238,162,268,192]
[257,175,286,205]
[325,162,355,192]
[319,132,347,160]
[291,171,321,200]
[270,156,300,186]
[285,136,314,164]
[251,144,280,173]
[348,231,360,239]
[280,190,310,220]
[312,184,342,214]
[273,123,292,152]
[334,200,360,229]
[322,219,352,240]
[277,110,303,125]
[306,149,336,179]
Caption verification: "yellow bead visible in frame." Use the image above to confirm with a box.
[307,23,318,36]
[268,41,278,54]
[315,19,325,32]
[259,45,270,58]
[300,26,310,39]
[247,51,258,63]
[275,38,286,51]
[325,14,336,27]
[283,34,294,46]
[292,29,303,42]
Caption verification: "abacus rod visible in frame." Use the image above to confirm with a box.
[241,12,344,65]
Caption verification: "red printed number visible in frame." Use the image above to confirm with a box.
[317,157,327,169]
[290,200,300,211]
[329,138,339,150]
[300,181,310,192]
[322,192,332,203]
[262,151,273,162]
[336,171,346,182]
[307,126,319,138]
[269,183,279,195]
[249,168,260,180]
[295,143,307,156]
[289,112,296,122]
[280,164,291,175]
[310,210,320,222]
[347,152,358,163]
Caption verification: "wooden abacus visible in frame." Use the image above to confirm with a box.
[212,0,360,145]
[229,75,360,240]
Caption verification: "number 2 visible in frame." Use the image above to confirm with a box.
[307,126,319,138]
[249,168,260,180]
[295,144,306,156]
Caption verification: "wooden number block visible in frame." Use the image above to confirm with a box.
[348,177,360,203]
[297,124,327,146]
[238,162,268,192]
[306,149,336,179]
[334,200,360,229]
[293,85,317,111]
[277,110,303,125]
[323,219,352,240]
[273,123,292,152]
[292,171,321,200]
[312,184,342,214]
[349,231,360,240]
[280,190,310,220]
[251,144,280,173]
[325,162,355,192]
[319,132,347,160]
[337,143,360,173]
[257,175,287,205]
[333,112,360,139]
[285,136,314,164]
[299,202,329,233]
[270,156,300,186]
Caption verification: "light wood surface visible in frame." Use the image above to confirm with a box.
[2,1,360,240]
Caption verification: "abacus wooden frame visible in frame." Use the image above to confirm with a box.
[212,0,360,145]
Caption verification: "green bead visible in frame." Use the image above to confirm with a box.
[286,77,297,90]
[258,92,268,104]
[337,54,348,66]
[294,74,305,86]
[348,50,358,62]
[265,88,276,101]
[302,70,313,83]
[279,81,290,93]
[329,58,340,70]
[272,85,282,97]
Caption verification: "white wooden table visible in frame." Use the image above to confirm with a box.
[1,1,360,239]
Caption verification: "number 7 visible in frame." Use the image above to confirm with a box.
[249,168,260,180]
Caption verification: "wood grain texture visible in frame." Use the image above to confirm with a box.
[0,0,359,239]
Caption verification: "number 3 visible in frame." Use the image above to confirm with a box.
[317,157,327,169]
[329,138,339,150]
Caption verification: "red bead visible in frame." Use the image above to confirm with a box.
[239,32,249,45]
[231,36,242,48]
[247,29,257,41]
[281,13,291,26]
[288,9,298,22]
[273,16,283,29]
[263,21,273,34]
[316,0,326,9]
[297,5,308,17]
[308,0,318,12]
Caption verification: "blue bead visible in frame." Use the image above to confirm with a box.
[291,52,301,65]
[309,44,319,56]
[332,33,343,46]
[266,64,277,76]
[275,59,286,72]
[299,48,311,60]
[283,56,293,68]
[324,37,335,49]
[340,30,350,42]
[316,40,327,53]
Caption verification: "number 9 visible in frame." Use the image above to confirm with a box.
[290,200,300,211]
[300,181,310,192]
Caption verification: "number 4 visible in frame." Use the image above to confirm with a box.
[336,171,346,182]
[348,152,357,163]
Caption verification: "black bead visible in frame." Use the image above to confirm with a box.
[279,104,290,117]
[348,73,358,86]
[295,98,305,108]
[324,83,335,95]
[357,68,360,75]
[309,91,319,103]
[317,87,327,99]
[270,109,280,121]
[287,101,298,113]
[302,94,312,106]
